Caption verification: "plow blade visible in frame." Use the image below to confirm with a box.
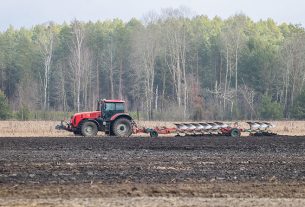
[146,121,277,137]
[246,122,275,130]
[245,122,277,136]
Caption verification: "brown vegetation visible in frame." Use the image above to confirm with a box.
[0,120,305,137]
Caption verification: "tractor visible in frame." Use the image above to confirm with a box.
[56,99,133,137]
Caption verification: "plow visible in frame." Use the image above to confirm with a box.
[55,99,277,138]
[132,121,276,138]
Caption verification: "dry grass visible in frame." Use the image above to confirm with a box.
[0,120,304,137]
[0,121,71,137]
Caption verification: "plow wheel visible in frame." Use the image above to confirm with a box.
[230,128,241,137]
[149,130,158,138]
[112,118,132,137]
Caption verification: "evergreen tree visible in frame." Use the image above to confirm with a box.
[291,90,305,119]
[0,90,11,120]
[259,95,283,120]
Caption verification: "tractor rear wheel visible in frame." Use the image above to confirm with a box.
[112,118,132,137]
[81,121,98,137]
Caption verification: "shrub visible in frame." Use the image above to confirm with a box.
[16,105,30,120]
[259,94,283,120]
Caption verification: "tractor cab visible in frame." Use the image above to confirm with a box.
[99,99,126,120]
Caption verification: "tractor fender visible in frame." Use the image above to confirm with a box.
[79,119,100,129]
[110,113,133,122]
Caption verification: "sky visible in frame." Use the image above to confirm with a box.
[0,0,305,31]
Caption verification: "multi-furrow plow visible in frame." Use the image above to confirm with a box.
[133,121,277,138]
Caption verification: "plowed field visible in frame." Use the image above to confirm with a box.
[1,136,305,206]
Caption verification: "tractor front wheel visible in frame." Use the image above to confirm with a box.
[112,118,132,137]
[73,131,81,136]
[81,121,98,137]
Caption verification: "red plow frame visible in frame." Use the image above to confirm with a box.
[132,121,276,138]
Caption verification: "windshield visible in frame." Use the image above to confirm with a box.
[103,102,125,111]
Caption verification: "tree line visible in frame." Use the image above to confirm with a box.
[1,8,305,121]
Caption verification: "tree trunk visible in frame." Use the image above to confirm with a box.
[118,60,123,99]
[109,38,114,99]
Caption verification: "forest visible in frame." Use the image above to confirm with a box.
[0,8,305,121]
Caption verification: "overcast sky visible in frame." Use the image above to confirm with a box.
[0,0,304,31]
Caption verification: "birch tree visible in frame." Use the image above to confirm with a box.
[219,14,247,117]
[132,13,161,119]
[161,8,189,118]
[69,20,85,112]
[34,23,56,110]
[280,32,305,117]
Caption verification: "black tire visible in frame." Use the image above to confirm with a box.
[81,121,98,137]
[149,130,158,138]
[73,131,81,136]
[230,128,241,137]
[112,118,132,137]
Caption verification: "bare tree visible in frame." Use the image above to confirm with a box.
[240,84,256,119]
[132,14,161,119]
[108,36,115,99]
[280,32,305,117]
[81,47,93,110]
[100,35,117,100]
[69,20,86,112]
[207,82,235,120]
[161,8,190,118]
[217,14,248,119]
[57,62,67,111]
[34,23,55,110]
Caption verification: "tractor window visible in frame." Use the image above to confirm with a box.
[115,103,124,111]
[105,103,115,111]
[102,102,125,119]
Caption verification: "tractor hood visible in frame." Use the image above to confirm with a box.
[73,111,101,118]
[70,111,101,127]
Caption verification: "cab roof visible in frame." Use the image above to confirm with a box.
[103,99,125,103]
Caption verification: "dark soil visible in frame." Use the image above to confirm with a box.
[1,136,305,199]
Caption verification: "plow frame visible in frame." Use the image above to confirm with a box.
[131,121,276,138]
[132,121,176,138]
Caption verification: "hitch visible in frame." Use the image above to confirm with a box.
[55,121,74,132]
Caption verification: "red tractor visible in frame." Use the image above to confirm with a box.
[56,99,133,137]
